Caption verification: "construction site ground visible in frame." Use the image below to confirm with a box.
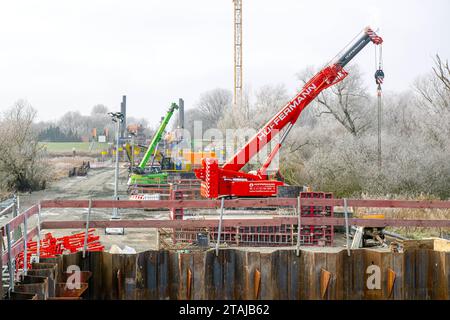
[1,164,351,253]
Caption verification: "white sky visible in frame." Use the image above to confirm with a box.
[1,0,449,126]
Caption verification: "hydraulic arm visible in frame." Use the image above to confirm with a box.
[128,103,178,186]
[195,27,383,198]
[134,103,178,174]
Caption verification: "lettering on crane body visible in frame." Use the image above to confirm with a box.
[248,182,277,193]
[343,39,366,62]
[258,83,317,141]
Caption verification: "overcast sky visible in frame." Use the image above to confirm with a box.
[1,0,449,126]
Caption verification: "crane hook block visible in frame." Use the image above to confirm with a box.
[375,69,384,85]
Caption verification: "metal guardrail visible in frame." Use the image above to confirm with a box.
[39,198,450,209]
[0,203,14,218]
[0,197,13,207]
[1,200,38,294]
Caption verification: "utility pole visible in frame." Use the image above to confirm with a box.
[113,117,120,218]
[130,132,136,167]
[120,95,127,139]
[107,111,124,235]
[177,98,184,143]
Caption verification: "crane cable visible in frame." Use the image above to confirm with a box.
[374,44,384,168]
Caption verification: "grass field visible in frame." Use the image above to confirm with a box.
[40,142,110,154]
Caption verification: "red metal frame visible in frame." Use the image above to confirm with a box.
[15,229,104,271]
[170,189,184,220]
[299,192,334,246]
[173,191,336,246]
[38,217,450,230]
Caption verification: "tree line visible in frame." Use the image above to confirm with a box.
[38,125,81,142]
[36,104,151,142]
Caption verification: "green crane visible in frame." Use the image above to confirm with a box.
[128,102,178,185]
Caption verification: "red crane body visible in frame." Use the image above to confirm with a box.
[195,27,383,198]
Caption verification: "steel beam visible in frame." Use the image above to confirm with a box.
[40,217,450,230]
[39,198,450,209]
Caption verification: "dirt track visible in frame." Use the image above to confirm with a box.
[18,166,129,209]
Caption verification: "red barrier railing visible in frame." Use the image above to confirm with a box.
[38,198,450,209]
[2,198,450,269]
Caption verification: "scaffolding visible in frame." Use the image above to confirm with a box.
[171,191,334,247]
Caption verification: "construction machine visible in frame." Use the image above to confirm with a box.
[124,142,141,165]
[128,103,178,185]
[195,27,383,198]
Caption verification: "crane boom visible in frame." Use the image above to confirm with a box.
[223,27,382,173]
[138,103,178,169]
[195,27,383,198]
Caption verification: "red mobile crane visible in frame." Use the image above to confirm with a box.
[195,27,383,198]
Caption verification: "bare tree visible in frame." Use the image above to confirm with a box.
[90,104,113,138]
[297,64,372,136]
[0,100,49,192]
[196,88,232,130]
[91,104,109,116]
[413,54,450,114]
[432,54,450,91]
[413,54,450,148]
[381,92,417,137]
[58,110,100,139]
[58,111,88,136]
[252,84,289,128]
[182,108,205,137]
[217,86,252,131]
